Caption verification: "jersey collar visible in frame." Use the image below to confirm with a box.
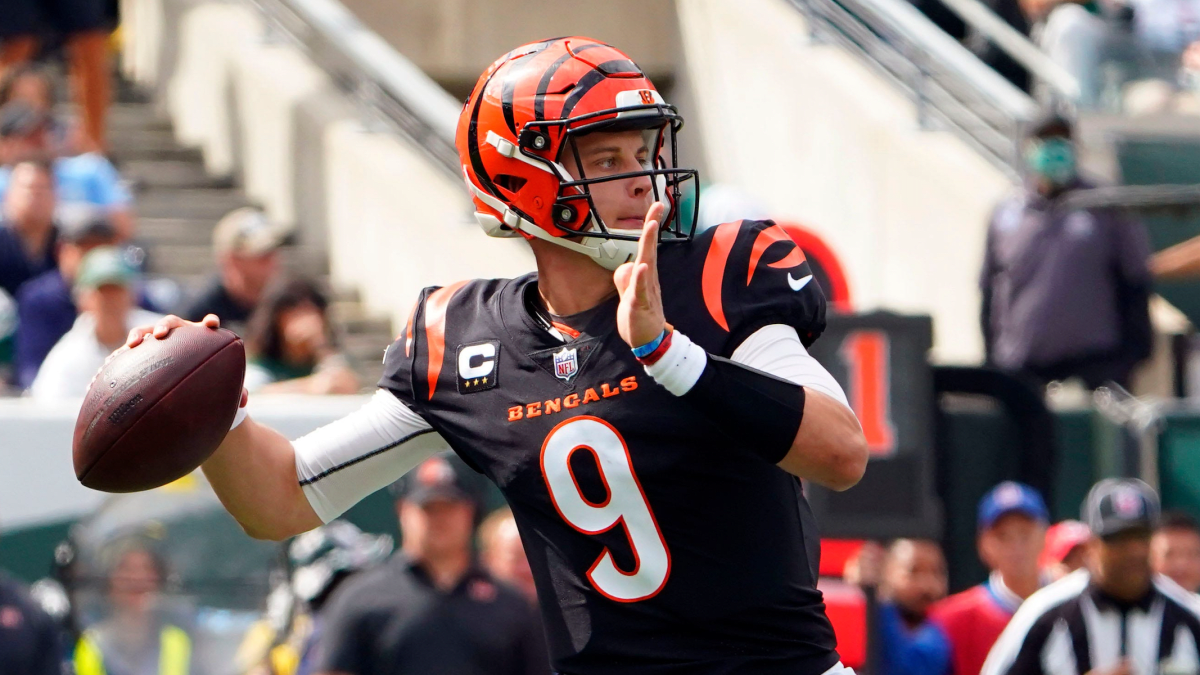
[986,571,1038,614]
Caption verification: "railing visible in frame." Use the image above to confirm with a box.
[786,0,1039,176]
[244,0,461,178]
[935,0,1081,102]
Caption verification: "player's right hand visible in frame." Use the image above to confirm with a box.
[126,314,220,348]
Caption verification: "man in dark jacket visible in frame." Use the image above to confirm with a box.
[980,112,1152,389]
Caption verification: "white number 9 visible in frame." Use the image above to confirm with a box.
[540,416,671,602]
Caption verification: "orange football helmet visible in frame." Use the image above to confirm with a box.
[455,37,699,270]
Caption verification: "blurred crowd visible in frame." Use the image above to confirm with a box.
[2,453,549,675]
[917,0,1200,112]
[844,478,1200,674]
[0,62,359,399]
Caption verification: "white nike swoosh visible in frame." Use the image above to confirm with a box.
[787,273,813,292]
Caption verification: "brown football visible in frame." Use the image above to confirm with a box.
[73,325,245,492]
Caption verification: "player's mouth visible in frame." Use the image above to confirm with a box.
[614,216,646,230]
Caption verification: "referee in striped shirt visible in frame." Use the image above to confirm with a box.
[983,478,1200,675]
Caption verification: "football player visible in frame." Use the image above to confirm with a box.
[127,38,868,674]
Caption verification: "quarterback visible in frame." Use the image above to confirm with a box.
[128,38,868,674]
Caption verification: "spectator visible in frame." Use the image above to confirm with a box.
[0,533,62,674]
[0,288,15,389]
[236,521,393,675]
[0,64,78,157]
[74,541,204,675]
[478,508,551,675]
[14,208,118,389]
[0,0,113,153]
[1039,519,1091,581]
[479,507,538,605]
[1151,510,1200,593]
[30,246,161,401]
[243,277,359,395]
[0,159,57,298]
[0,102,46,167]
[980,113,1152,391]
[312,453,547,675]
[0,101,133,239]
[846,539,951,675]
[180,207,285,334]
[982,479,1200,674]
[1037,0,1115,108]
[929,481,1049,675]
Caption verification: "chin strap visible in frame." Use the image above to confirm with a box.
[463,168,634,268]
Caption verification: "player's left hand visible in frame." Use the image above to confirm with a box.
[615,202,667,350]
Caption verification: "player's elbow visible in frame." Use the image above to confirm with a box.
[825,432,868,492]
[235,511,316,541]
[237,518,296,542]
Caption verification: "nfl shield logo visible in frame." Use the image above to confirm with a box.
[553,346,579,381]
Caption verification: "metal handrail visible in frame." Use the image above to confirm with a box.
[245,0,461,178]
[936,0,1082,101]
[788,0,1038,176]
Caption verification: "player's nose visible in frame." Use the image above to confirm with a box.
[627,170,653,199]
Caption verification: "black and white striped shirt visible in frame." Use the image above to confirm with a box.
[982,570,1200,675]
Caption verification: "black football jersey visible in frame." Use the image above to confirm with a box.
[379,220,839,674]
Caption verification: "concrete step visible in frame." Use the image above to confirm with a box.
[342,332,392,364]
[328,301,394,335]
[136,217,219,246]
[107,102,172,133]
[110,133,206,165]
[122,159,229,190]
[170,275,360,305]
[146,243,329,277]
[135,188,252,220]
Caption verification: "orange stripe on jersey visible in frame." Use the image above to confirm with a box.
[701,221,743,332]
[423,280,470,400]
[403,299,420,358]
[767,247,806,271]
[747,224,798,285]
[550,321,581,339]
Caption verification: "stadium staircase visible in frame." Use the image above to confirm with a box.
[110,79,393,387]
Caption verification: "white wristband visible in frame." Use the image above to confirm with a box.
[230,406,248,431]
[643,330,708,396]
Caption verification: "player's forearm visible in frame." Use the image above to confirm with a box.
[643,328,867,490]
[203,418,322,541]
[780,389,868,491]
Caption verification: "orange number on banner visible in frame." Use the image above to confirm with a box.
[839,331,897,457]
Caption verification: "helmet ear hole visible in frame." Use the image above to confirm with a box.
[493,175,527,194]
[552,202,577,225]
[519,129,550,152]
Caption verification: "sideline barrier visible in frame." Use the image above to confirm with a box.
[0,395,385,580]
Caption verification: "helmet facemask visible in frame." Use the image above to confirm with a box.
[519,100,700,270]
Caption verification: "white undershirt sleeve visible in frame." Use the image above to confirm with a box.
[730,324,851,410]
[293,389,450,523]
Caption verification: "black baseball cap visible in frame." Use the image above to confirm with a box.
[389,453,481,506]
[1026,109,1074,141]
[0,102,47,139]
[57,205,117,244]
[1083,478,1160,539]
